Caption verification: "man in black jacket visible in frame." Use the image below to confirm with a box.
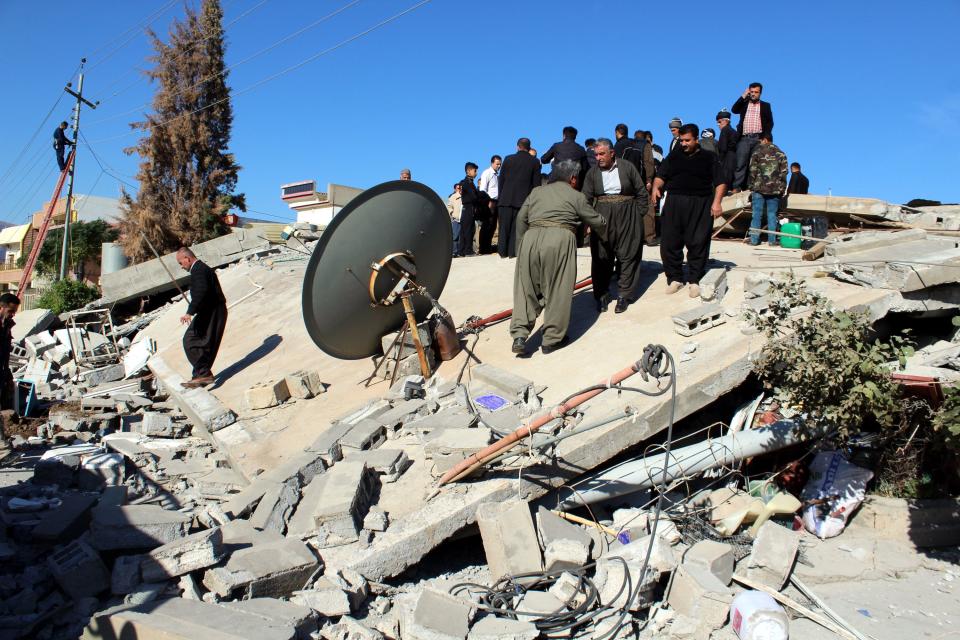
[497,138,542,258]
[177,248,227,387]
[716,110,739,192]
[787,162,810,194]
[458,163,481,257]
[0,293,20,410]
[53,121,74,172]
[540,126,588,170]
[731,82,774,191]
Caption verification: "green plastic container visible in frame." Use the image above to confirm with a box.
[780,222,802,249]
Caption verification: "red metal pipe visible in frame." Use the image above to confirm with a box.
[465,277,593,330]
[438,357,640,485]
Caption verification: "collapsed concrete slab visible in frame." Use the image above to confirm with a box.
[99,228,270,305]
[827,229,960,291]
[203,537,320,599]
[141,527,226,582]
[89,505,191,550]
[82,597,300,640]
[149,356,237,435]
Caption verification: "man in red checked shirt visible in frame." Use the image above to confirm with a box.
[731,82,774,192]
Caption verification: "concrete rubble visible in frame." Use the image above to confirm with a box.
[0,230,958,640]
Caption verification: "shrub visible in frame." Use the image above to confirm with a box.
[745,274,911,440]
[36,279,100,314]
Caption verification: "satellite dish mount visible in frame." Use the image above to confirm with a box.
[368,251,434,379]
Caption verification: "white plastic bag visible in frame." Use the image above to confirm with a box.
[801,451,873,539]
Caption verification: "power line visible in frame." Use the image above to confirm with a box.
[244,207,296,220]
[88,0,361,126]
[0,61,82,189]
[86,0,434,144]
[96,0,271,103]
[85,0,181,69]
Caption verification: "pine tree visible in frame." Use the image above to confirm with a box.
[119,0,245,262]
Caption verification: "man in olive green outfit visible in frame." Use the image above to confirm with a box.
[510,160,607,356]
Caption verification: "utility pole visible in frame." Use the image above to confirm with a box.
[59,59,99,281]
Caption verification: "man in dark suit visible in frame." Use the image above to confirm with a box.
[497,138,542,258]
[731,82,774,191]
[177,247,227,387]
[716,109,739,192]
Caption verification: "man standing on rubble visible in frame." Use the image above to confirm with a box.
[510,160,607,355]
[731,82,774,191]
[583,138,649,314]
[787,162,810,195]
[177,248,227,388]
[0,293,20,410]
[497,138,542,258]
[651,124,726,297]
[716,109,739,192]
[747,133,789,246]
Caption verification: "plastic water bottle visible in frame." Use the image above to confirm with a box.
[730,590,790,640]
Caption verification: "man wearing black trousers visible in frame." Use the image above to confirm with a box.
[651,124,727,299]
[497,138,542,258]
[53,121,74,172]
[177,247,227,387]
[458,162,481,257]
[0,293,20,410]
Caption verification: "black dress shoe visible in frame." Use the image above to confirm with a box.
[595,294,610,313]
[614,298,629,314]
[511,337,526,354]
[541,336,569,354]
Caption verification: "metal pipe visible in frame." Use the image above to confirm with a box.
[438,357,643,485]
[465,277,593,330]
[556,420,814,509]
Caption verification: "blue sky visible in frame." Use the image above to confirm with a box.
[1,0,959,225]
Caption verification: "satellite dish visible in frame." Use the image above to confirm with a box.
[301,180,453,360]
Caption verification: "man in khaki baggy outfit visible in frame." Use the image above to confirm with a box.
[510,160,607,356]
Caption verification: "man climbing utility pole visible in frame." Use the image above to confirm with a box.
[58,59,99,281]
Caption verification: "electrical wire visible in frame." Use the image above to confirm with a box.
[96,0,271,102]
[84,0,182,71]
[88,0,362,124]
[85,0,435,144]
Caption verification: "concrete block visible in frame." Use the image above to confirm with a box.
[89,505,192,550]
[245,380,291,410]
[79,452,125,490]
[699,268,728,302]
[284,370,325,399]
[364,506,389,532]
[424,428,492,473]
[477,500,543,582]
[307,461,377,545]
[381,321,432,360]
[306,421,352,465]
[291,579,351,617]
[137,412,176,437]
[222,450,325,519]
[405,588,472,640]
[142,528,226,582]
[536,506,594,551]
[82,596,300,640]
[403,410,476,437]
[605,534,677,575]
[516,590,565,623]
[43,344,72,365]
[332,568,369,612]
[544,538,590,573]
[683,539,734,585]
[592,557,656,612]
[320,616,383,640]
[250,477,301,534]
[375,398,428,427]
[111,554,144,595]
[339,418,387,451]
[548,571,588,609]
[32,492,98,541]
[83,363,126,387]
[348,448,410,482]
[471,363,535,403]
[222,598,317,640]
[25,332,57,358]
[666,564,731,630]
[742,521,799,590]
[672,303,726,336]
[48,408,88,432]
[743,273,771,298]
[202,537,319,599]
[468,616,539,640]
[48,539,110,599]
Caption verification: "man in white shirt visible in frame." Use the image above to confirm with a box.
[447,183,462,257]
[477,155,502,254]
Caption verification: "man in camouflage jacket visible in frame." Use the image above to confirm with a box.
[747,133,788,246]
